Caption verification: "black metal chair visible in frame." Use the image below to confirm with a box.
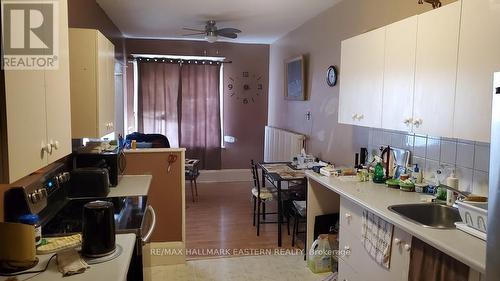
[251,160,292,237]
[291,200,307,259]
[185,159,200,202]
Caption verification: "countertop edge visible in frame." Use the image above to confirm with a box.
[0,233,137,281]
[306,171,486,273]
[108,175,152,197]
[124,148,186,153]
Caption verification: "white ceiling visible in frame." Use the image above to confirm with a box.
[96,0,341,44]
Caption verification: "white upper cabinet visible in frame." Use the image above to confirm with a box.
[382,16,418,132]
[45,0,72,162]
[2,0,71,183]
[69,28,115,139]
[4,67,48,183]
[413,2,461,137]
[453,0,500,143]
[339,27,385,128]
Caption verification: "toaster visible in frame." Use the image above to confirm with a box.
[69,168,110,198]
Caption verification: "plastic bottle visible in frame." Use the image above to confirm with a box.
[308,234,333,273]
[446,170,459,206]
[412,164,422,183]
[373,161,385,183]
[19,214,42,246]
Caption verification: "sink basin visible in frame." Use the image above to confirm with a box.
[388,203,462,229]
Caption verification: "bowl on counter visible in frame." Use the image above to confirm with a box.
[399,181,415,192]
[385,179,400,189]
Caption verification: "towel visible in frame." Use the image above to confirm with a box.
[56,249,89,276]
[361,210,394,269]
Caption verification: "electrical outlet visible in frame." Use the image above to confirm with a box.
[224,136,236,143]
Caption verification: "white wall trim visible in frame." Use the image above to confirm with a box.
[197,169,252,183]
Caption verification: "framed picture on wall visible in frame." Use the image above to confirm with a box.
[285,55,305,101]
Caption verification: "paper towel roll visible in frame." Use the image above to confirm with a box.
[0,222,36,263]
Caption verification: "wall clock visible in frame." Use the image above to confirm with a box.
[227,71,264,104]
[326,65,337,87]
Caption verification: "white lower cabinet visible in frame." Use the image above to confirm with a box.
[338,198,412,281]
[337,197,484,281]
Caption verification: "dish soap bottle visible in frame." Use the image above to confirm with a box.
[308,234,332,273]
[373,161,385,183]
[446,170,459,206]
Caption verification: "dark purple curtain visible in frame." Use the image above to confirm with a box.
[138,61,221,169]
[138,62,180,147]
[180,64,221,170]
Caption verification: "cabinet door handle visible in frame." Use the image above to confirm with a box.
[403,118,413,126]
[394,238,401,245]
[404,243,411,251]
[357,114,364,120]
[344,245,351,251]
[41,142,52,155]
[345,213,352,220]
[352,114,359,120]
[50,140,59,150]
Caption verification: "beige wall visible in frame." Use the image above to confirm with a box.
[125,39,270,169]
[268,0,455,166]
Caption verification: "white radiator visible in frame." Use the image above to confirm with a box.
[264,126,306,162]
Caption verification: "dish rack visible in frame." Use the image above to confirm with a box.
[454,200,488,240]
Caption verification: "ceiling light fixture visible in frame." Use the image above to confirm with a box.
[205,30,217,43]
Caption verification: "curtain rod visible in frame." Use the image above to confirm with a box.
[128,56,232,65]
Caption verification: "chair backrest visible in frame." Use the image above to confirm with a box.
[250,160,262,195]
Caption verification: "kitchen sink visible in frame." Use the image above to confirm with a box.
[388,203,462,229]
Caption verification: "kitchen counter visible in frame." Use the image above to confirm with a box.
[0,233,136,281]
[124,148,186,153]
[108,175,152,197]
[306,170,487,273]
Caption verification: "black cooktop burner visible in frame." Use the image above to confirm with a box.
[42,196,148,237]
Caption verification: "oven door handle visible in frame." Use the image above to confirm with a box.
[142,205,156,244]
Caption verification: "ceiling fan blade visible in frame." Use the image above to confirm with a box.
[217,32,238,39]
[183,27,205,32]
[182,32,206,36]
[216,28,241,34]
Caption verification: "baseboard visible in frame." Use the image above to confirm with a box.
[197,169,251,183]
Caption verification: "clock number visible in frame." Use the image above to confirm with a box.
[228,84,233,90]
[243,84,250,91]
[257,84,263,90]
[242,72,249,78]
[243,98,249,104]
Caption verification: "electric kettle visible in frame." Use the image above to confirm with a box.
[81,201,116,258]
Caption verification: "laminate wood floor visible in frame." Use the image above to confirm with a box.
[145,254,330,281]
[185,181,305,259]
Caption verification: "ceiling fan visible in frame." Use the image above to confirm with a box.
[183,20,242,43]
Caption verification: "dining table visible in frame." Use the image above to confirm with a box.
[258,162,308,247]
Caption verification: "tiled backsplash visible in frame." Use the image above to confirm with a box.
[368,128,490,197]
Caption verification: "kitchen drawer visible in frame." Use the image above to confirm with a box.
[338,258,360,281]
[340,197,363,240]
